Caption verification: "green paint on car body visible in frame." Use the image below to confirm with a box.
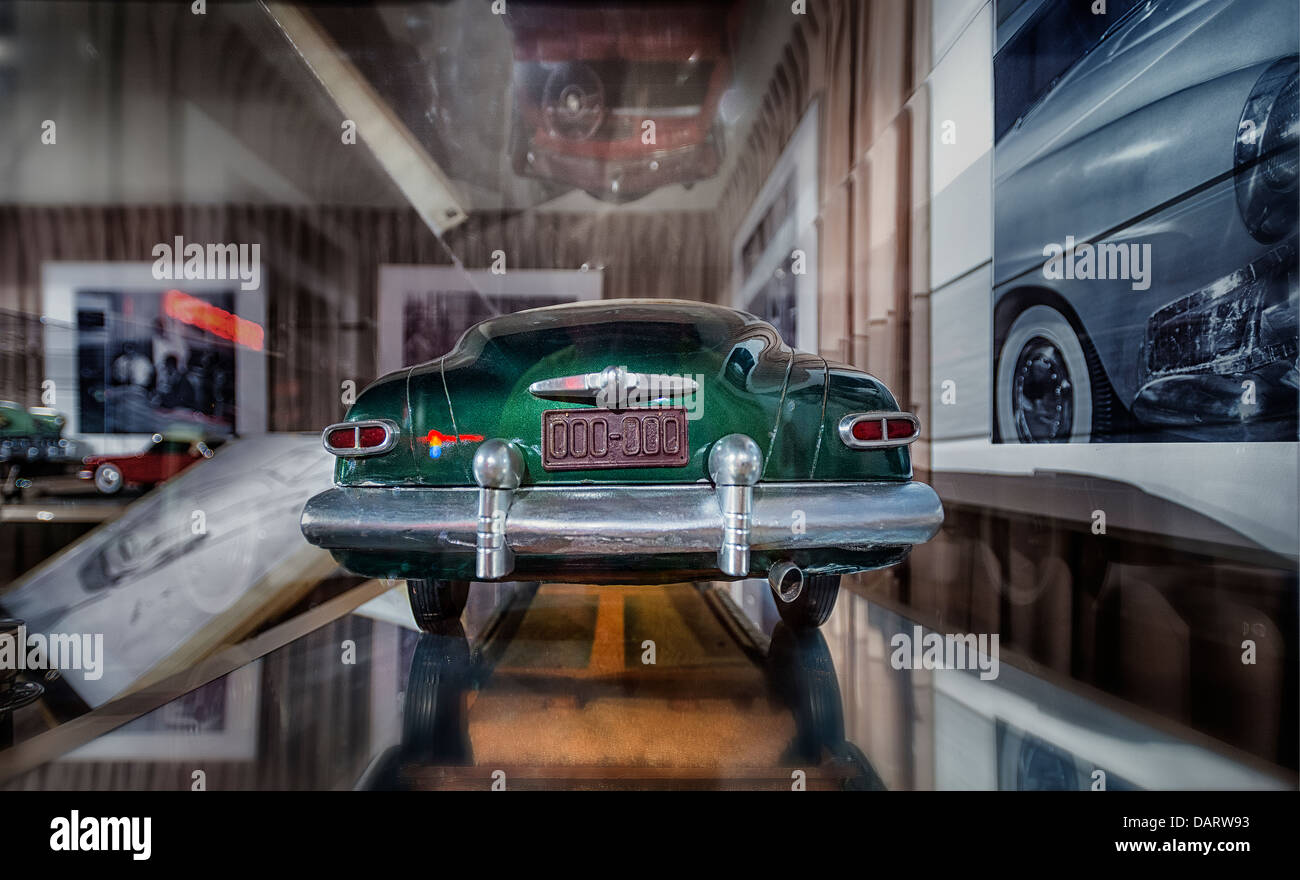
[335,300,910,487]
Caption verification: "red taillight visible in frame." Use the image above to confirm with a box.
[326,427,356,449]
[357,425,387,448]
[851,419,883,442]
[839,412,919,448]
[322,420,397,457]
[886,418,914,440]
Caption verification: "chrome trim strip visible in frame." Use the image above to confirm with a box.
[300,480,944,565]
[837,411,921,449]
[529,365,699,406]
[322,419,400,457]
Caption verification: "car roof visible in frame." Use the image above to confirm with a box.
[470,298,765,340]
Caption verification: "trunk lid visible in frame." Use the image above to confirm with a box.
[407,301,796,485]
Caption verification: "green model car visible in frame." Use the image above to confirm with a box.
[1,401,57,456]
[0,401,78,499]
[301,300,943,629]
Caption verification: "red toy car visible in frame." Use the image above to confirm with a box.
[79,435,223,495]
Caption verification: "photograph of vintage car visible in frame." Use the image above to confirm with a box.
[992,0,1298,443]
[302,300,943,630]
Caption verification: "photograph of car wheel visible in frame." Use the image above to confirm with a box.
[995,303,1101,443]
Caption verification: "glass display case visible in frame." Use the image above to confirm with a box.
[0,0,1295,805]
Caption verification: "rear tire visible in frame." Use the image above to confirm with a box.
[407,579,470,631]
[767,623,845,762]
[400,626,474,766]
[772,574,841,629]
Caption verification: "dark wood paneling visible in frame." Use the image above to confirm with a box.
[0,205,720,431]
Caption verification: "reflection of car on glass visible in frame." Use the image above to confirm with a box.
[993,0,1298,442]
[505,1,737,203]
[363,586,885,790]
[301,300,944,631]
[79,435,223,495]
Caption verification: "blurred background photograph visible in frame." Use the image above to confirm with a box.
[76,287,238,435]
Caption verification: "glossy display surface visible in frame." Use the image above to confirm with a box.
[1,578,1288,791]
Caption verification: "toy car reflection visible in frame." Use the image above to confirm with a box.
[505,1,737,202]
[301,300,943,630]
[79,434,222,495]
[993,0,1298,442]
[365,618,885,790]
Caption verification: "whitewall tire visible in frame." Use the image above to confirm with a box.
[996,304,1093,443]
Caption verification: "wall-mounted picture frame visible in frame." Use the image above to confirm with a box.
[42,262,268,456]
[376,266,604,377]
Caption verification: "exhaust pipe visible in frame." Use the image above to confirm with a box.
[768,560,803,604]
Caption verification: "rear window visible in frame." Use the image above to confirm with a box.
[462,303,758,362]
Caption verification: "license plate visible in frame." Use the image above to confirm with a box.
[541,407,689,470]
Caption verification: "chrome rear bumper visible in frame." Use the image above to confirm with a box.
[300,478,944,579]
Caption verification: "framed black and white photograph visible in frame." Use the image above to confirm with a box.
[376,265,603,376]
[991,0,1298,446]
